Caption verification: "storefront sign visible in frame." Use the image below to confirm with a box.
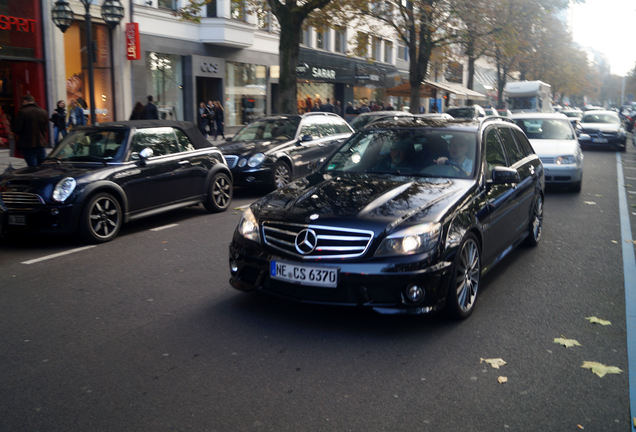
[125,23,141,60]
[193,55,225,78]
[296,63,336,81]
[0,15,37,32]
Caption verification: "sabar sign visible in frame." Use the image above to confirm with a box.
[311,67,336,80]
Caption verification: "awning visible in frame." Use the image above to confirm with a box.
[386,81,486,100]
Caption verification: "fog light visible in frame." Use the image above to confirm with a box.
[230,260,238,273]
[245,176,256,183]
[405,284,424,303]
[50,208,60,216]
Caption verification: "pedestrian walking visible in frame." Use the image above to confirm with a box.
[129,101,145,120]
[50,100,67,147]
[213,100,225,140]
[198,101,208,136]
[141,95,159,120]
[68,99,86,129]
[206,100,216,137]
[12,94,49,167]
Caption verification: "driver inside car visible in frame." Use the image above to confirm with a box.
[433,134,473,176]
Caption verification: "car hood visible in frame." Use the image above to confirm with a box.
[252,172,475,234]
[216,139,292,157]
[0,163,105,195]
[580,123,621,133]
[528,139,580,157]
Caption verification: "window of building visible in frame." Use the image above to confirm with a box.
[225,62,266,127]
[256,4,271,30]
[355,32,368,58]
[398,43,408,61]
[157,0,177,10]
[334,27,346,53]
[316,27,329,50]
[231,0,246,21]
[302,26,311,47]
[206,0,217,17]
[371,37,381,61]
[146,52,184,121]
[384,40,393,63]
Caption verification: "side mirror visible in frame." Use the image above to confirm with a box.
[300,134,313,143]
[578,133,591,141]
[137,147,153,165]
[491,166,520,184]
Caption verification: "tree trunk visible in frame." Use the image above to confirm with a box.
[278,18,302,114]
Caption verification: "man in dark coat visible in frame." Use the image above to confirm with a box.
[12,94,49,167]
[142,95,159,120]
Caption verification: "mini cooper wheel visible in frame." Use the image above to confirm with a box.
[273,161,291,189]
[447,233,481,319]
[525,194,543,246]
[80,192,122,243]
[204,172,232,212]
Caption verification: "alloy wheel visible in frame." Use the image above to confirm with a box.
[88,195,120,240]
[212,174,231,209]
[455,238,480,314]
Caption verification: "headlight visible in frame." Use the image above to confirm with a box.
[237,208,260,242]
[247,153,266,168]
[375,222,441,257]
[555,155,577,165]
[52,177,76,202]
[238,158,247,167]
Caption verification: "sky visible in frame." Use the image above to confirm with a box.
[569,0,636,76]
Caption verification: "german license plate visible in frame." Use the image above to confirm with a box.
[270,260,338,288]
[8,215,26,226]
[592,137,608,143]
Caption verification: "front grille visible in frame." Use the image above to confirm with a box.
[224,155,239,168]
[262,221,374,259]
[583,130,618,138]
[540,156,555,164]
[1,192,44,207]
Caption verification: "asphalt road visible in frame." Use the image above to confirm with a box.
[0,146,633,431]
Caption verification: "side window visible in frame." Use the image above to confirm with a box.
[299,118,322,138]
[512,128,535,155]
[498,127,525,165]
[333,118,353,134]
[484,128,507,178]
[130,127,177,158]
[175,129,195,152]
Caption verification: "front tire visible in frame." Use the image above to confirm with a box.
[204,171,232,212]
[447,233,481,320]
[525,194,543,246]
[273,160,292,189]
[80,192,122,243]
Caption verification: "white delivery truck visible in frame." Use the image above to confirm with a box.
[504,80,553,113]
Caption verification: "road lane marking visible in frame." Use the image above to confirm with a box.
[616,153,636,428]
[21,245,96,265]
[150,224,179,232]
[626,176,636,181]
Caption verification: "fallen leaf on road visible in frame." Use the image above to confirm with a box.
[554,337,581,348]
[626,240,636,245]
[480,358,507,369]
[497,376,507,384]
[585,316,611,326]
[581,361,623,378]
[577,424,584,430]
[584,201,596,205]
[611,240,618,244]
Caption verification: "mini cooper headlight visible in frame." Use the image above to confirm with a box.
[375,222,441,257]
[237,208,260,242]
[52,177,77,202]
[247,153,266,168]
[555,155,577,165]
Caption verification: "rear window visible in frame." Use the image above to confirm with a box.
[581,113,619,124]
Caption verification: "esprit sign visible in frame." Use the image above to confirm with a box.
[125,22,141,60]
[0,15,37,32]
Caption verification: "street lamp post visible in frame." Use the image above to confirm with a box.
[51,0,124,125]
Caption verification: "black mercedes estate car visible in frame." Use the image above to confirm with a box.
[0,120,232,243]
[218,112,353,190]
[229,116,544,318]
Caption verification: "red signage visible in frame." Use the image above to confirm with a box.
[125,22,140,60]
[0,15,37,32]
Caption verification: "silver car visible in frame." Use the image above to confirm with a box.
[512,113,583,192]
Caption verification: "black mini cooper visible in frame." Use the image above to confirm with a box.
[0,120,232,243]
[229,117,544,318]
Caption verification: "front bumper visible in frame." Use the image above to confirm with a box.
[579,135,626,150]
[0,202,80,236]
[230,166,274,187]
[228,234,453,315]
[542,163,583,185]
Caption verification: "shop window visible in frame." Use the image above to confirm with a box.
[145,52,183,121]
[354,32,368,58]
[225,62,266,127]
[334,27,346,53]
[316,27,329,50]
[384,40,393,63]
[371,37,382,61]
[206,0,217,17]
[231,0,246,21]
[158,0,177,10]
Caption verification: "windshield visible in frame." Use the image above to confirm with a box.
[323,129,477,179]
[49,129,128,162]
[513,119,575,140]
[446,108,476,119]
[232,118,300,141]
[350,115,381,130]
[581,113,619,124]
[509,96,538,111]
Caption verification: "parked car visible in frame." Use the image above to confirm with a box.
[0,120,233,242]
[348,110,412,131]
[577,110,627,152]
[218,113,353,190]
[446,105,487,120]
[229,116,544,319]
[561,108,583,129]
[512,113,583,192]
[496,109,513,118]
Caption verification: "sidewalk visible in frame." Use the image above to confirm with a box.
[0,149,26,173]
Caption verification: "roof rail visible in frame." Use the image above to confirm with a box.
[481,115,515,124]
